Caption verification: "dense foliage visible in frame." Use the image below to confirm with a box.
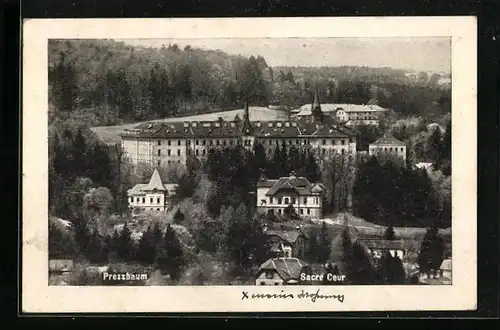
[49,40,450,127]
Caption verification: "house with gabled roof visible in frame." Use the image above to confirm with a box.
[256,174,326,219]
[255,257,311,285]
[264,229,307,259]
[127,168,178,213]
[368,134,407,163]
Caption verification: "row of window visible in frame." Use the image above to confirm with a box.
[273,208,312,215]
[157,160,182,166]
[370,147,405,152]
[158,140,182,146]
[268,196,320,205]
[154,138,354,148]
[130,197,162,204]
[158,149,182,156]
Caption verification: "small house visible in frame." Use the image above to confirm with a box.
[359,239,407,259]
[255,257,311,286]
[264,229,307,258]
[127,168,178,213]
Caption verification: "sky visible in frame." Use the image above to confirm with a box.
[120,38,451,74]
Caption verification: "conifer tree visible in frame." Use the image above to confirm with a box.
[137,225,156,264]
[117,224,133,261]
[384,224,396,240]
[173,208,185,225]
[155,224,185,281]
[317,221,331,263]
[418,225,445,273]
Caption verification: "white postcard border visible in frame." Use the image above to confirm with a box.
[22,17,477,313]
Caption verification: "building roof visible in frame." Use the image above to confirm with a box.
[128,170,178,196]
[370,135,405,146]
[257,179,279,188]
[295,103,387,116]
[258,257,309,282]
[440,259,452,271]
[120,116,356,140]
[262,176,323,197]
[146,168,165,191]
[265,230,305,244]
[359,239,406,250]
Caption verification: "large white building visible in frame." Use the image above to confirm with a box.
[256,175,326,219]
[127,168,177,213]
[120,90,358,167]
[294,103,387,127]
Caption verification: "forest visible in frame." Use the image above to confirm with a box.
[48,39,451,285]
[48,39,451,127]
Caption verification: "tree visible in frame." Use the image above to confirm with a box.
[48,220,77,259]
[116,225,134,261]
[86,229,105,263]
[72,128,88,176]
[418,225,445,274]
[155,224,185,281]
[316,222,331,263]
[82,186,114,235]
[173,208,185,224]
[384,224,396,240]
[304,150,320,182]
[137,225,157,265]
[427,127,443,167]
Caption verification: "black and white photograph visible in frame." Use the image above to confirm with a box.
[22,17,476,312]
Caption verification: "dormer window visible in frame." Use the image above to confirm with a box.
[215,123,220,127]
[183,122,189,127]
[277,122,283,127]
[268,123,273,127]
[285,122,290,127]
[191,122,198,127]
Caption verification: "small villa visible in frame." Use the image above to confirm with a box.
[264,229,307,259]
[127,168,177,213]
[256,175,325,219]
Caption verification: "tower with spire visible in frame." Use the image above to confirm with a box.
[311,87,323,122]
[241,100,255,149]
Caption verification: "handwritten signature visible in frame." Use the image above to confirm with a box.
[241,289,344,303]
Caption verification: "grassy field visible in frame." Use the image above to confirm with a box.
[91,106,288,145]
[323,213,452,240]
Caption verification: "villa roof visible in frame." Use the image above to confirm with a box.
[146,168,165,191]
[265,230,305,244]
[263,176,323,196]
[371,135,405,146]
[258,257,309,282]
[128,169,177,196]
[440,259,452,271]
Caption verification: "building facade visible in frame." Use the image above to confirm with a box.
[127,168,177,213]
[256,175,325,219]
[295,103,387,127]
[120,91,358,167]
[368,135,407,163]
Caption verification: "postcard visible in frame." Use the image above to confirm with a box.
[22,16,477,312]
